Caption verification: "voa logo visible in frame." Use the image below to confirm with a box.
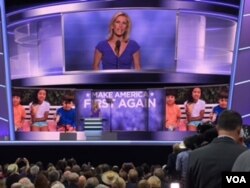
[226,176,247,184]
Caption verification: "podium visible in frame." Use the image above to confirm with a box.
[81,118,106,131]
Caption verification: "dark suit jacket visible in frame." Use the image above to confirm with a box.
[186,136,247,188]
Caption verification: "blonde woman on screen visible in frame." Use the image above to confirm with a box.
[93,12,141,70]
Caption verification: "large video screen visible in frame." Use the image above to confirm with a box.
[63,9,236,75]
[8,7,235,85]
[64,10,176,71]
[9,85,230,143]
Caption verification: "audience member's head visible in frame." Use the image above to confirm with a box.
[68,172,80,185]
[83,169,94,179]
[217,110,243,141]
[147,176,161,188]
[81,163,91,172]
[56,159,67,172]
[18,177,35,188]
[135,166,144,180]
[138,179,150,188]
[48,170,60,184]
[127,169,138,183]
[85,177,99,188]
[197,122,214,134]
[60,170,70,185]
[47,165,56,172]
[51,181,65,188]
[111,177,126,188]
[201,127,218,146]
[118,169,127,182]
[78,175,87,188]
[112,165,119,173]
[30,165,40,176]
[141,163,150,178]
[172,143,181,154]
[67,158,77,167]
[34,173,50,188]
[64,166,71,171]
[11,183,22,188]
[218,110,242,131]
[7,164,19,175]
[101,170,119,186]
[121,163,134,173]
[153,168,165,181]
[35,161,44,171]
[181,135,203,150]
[71,164,81,175]
[101,163,111,173]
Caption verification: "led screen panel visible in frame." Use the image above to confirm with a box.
[64,10,176,71]
[75,89,165,132]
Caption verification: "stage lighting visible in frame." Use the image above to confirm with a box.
[170,182,180,188]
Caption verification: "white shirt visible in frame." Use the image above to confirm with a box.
[184,99,205,117]
[30,101,50,118]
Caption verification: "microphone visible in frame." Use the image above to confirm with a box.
[115,40,121,56]
[115,40,121,69]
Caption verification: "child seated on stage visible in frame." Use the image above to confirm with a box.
[56,95,76,132]
[30,89,50,132]
[184,87,206,132]
[210,90,228,125]
[165,90,181,131]
[12,90,26,131]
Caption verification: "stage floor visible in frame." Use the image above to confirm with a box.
[4,131,196,145]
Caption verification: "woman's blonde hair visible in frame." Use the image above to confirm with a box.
[108,12,131,42]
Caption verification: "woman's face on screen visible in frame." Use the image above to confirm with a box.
[112,15,128,37]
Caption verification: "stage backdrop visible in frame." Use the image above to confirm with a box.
[75,89,165,131]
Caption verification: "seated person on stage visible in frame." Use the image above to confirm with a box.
[91,101,101,118]
[56,95,76,132]
[184,87,206,132]
[12,90,26,131]
[210,90,228,125]
[165,90,181,131]
[30,89,50,132]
